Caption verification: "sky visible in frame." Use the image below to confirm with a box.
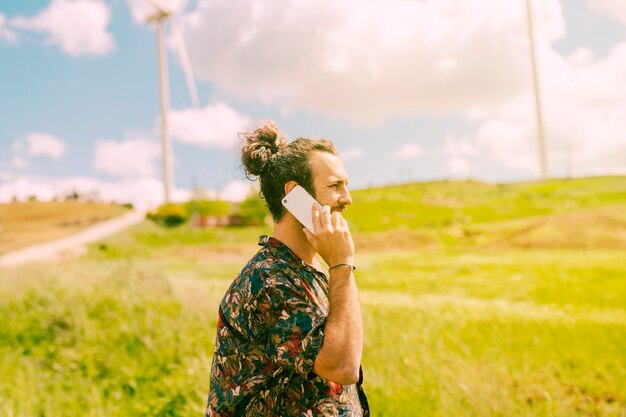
[1,0,625,209]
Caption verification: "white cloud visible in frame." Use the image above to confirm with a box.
[0,12,18,43]
[0,174,190,210]
[219,180,252,202]
[126,0,189,24]
[586,0,626,25]
[93,138,161,178]
[340,148,364,161]
[179,0,565,120]
[25,132,66,159]
[168,103,252,150]
[444,136,478,178]
[10,156,29,169]
[567,47,595,65]
[0,176,57,202]
[0,173,249,209]
[11,140,23,153]
[391,144,424,160]
[10,0,115,57]
[464,42,626,178]
[473,117,539,175]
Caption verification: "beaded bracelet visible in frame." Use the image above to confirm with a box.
[328,263,357,272]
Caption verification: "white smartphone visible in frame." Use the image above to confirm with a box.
[282,185,323,234]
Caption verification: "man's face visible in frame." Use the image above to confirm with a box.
[308,151,352,213]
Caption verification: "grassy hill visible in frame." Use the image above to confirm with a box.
[345,176,626,250]
[0,201,130,254]
[0,176,625,417]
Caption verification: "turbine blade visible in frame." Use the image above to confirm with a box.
[147,0,166,13]
[169,19,200,108]
[144,0,170,23]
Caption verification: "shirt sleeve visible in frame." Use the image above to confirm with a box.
[251,269,326,380]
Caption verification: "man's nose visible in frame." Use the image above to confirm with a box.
[339,189,353,206]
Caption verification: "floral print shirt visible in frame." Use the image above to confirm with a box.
[206,235,369,417]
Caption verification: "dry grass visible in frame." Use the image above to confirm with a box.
[465,204,626,250]
[0,201,128,254]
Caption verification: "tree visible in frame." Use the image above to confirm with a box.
[147,203,187,227]
[239,192,269,226]
[185,200,230,217]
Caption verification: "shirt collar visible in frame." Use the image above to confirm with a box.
[258,235,323,275]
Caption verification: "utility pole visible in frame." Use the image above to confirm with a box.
[148,8,173,203]
[565,145,572,179]
[525,0,549,179]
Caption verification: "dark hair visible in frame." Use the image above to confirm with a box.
[241,121,337,221]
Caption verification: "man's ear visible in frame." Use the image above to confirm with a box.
[284,181,298,196]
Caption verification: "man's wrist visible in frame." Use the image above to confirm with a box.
[327,257,354,267]
[328,263,356,273]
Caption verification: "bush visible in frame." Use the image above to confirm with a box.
[184,200,230,218]
[146,203,187,227]
[239,192,269,226]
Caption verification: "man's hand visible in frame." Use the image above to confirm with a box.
[302,204,354,267]
[305,203,363,385]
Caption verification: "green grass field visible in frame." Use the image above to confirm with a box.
[1,177,625,416]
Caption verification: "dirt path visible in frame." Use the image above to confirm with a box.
[0,210,145,267]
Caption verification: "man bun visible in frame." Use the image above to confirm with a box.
[241,121,287,177]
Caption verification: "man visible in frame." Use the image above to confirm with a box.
[205,122,369,416]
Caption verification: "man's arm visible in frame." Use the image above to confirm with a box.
[312,265,363,385]
[303,205,363,385]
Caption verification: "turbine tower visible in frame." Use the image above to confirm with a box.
[146,0,199,203]
[525,0,549,179]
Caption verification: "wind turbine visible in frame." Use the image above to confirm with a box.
[146,0,199,203]
[525,0,549,180]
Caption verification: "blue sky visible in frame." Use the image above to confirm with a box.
[1,0,625,208]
